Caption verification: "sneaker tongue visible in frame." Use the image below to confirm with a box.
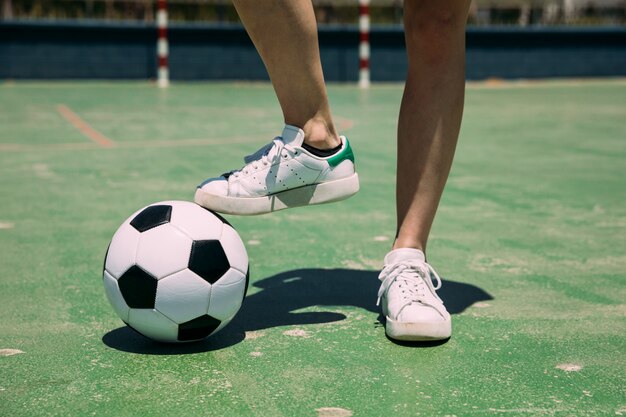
[281,125,305,147]
[384,248,426,265]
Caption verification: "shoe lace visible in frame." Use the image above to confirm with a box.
[225,137,297,179]
[376,260,442,306]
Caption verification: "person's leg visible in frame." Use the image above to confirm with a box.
[233,0,340,149]
[394,0,471,251]
[195,0,359,215]
[377,1,471,341]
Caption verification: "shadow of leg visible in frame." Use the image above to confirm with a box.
[102,268,492,353]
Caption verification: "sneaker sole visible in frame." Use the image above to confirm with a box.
[194,173,359,215]
[385,315,452,341]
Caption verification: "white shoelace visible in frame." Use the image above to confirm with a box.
[376,260,442,307]
[226,137,297,179]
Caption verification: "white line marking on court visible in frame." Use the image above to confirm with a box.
[0,136,263,153]
[56,104,116,148]
[467,77,626,90]
[0,142,94,152]
[0,349,24,356]
[0,222,14,230]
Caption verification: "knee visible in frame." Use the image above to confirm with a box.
[404,5,468,65]
[405,4,467,40]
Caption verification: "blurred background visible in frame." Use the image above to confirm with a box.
[1,1,625,81]
[2,0,625,26]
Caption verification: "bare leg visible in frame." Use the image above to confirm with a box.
[394,1,471,252]
[233,0,340,149]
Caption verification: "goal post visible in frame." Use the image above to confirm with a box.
[358,0,370,89]
[157,0,169,88]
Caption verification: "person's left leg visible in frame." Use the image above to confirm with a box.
[194,0,359,215]
[231,0,340,149]
[378,0,471,341]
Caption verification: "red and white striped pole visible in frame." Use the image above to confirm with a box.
[157,0,169,88]
[358,0,370,89]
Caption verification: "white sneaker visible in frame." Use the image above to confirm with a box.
[377,248,452,341]
[194,125,359,215]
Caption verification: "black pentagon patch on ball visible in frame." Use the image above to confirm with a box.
[130,205,172,232]
[178,315,221,341]
[188,240,230,284]
[118,265,158,308]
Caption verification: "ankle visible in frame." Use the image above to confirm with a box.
[392,238,426,254]
[299,117,341,150]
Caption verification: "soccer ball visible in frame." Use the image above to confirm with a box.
[103,201,249,342]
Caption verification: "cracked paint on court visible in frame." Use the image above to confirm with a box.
[316,407,353,417]
[0,349,24,356]
[283,328,311,338]
[556,364,583,372]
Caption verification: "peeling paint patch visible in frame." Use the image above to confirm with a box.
[316,407,353,417]
[342,256,381,270]
[474,302,491,308]
[556,363,582,372]
[0,349,24,356]
[283,328,311,338]
[373,235,389,241]
[245,330,265,340]
[0,222,14,230]
[247,240,261,245]
[250,351,263,357]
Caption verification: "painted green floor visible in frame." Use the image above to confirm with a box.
[0,80,624,417]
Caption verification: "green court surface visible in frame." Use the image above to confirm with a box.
[0,80,624,417]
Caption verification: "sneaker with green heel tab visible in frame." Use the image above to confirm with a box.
[194,125,359,215]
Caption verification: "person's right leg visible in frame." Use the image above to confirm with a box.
[195,0,358,215]
[394,0,469,252]
[233,0,339,149]
[378,1,471,341]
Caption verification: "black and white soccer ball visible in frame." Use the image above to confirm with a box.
[103,201,249,343]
